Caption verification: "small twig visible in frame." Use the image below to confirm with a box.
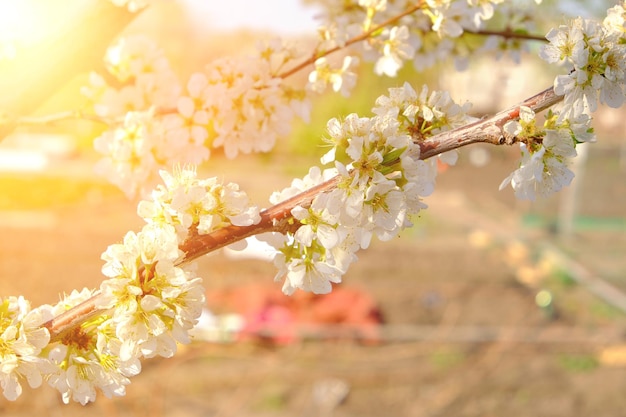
[278,1,426,79]
[9,110,114,127]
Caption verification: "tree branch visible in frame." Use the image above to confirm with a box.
[43,85,563,341]
[416,86,562,160]
[278,1,426,79]
[5,110,114,127]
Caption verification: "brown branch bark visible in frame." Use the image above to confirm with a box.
[415,86,562,160]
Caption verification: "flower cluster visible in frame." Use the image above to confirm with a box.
[33,221,205,405]
[93,110,166,197]
[540,12,626,120]
[38,288,139,405]
[0,165,266,403]
[267,83,475,295]
[82,35,180,118]
[97,224,204,363]
[498,3,626,200]
[84,36,310,196]
[308,0,542,83]
[0,297,49,401]
[499,106,595,200]
[83,35,181,197]
[138,167,261,241]
[171,39,310,160]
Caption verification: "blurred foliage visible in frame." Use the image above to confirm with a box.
[430,347,467,370]
[547,268,576,289]
[557,353,599,373]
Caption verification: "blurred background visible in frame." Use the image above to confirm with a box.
[0,0,625,416]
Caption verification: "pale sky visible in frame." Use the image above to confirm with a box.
[182,0,323,34]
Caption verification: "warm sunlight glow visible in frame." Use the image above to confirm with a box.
[181,0,321,34]
[0,0,58,53]
[0,1,20,60]
[0,1,21,37]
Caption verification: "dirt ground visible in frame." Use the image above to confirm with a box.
[1,145,626,417]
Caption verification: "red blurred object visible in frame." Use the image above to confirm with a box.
[437,158,450,172]
[206,284,383,345]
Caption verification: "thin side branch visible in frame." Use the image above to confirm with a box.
[44,85,563,341]
[278,1,426,79]
[5,110,113,127]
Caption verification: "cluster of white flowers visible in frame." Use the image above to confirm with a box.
[174,40,310,160]
[540,10,626,117]
[499,3,626,200]
[137,167,261,241]
[308,0,542,83]
[266,82,475,295]
[499,106,595,200]
[83,35,181,197]
[33,220,205,405]
[37,288,139,405]
[82,35,180,118]
[0,166,267,403]
[0,297,49,401]
[93,110,166,197]
[97,223,204,361]
[84,36,311,196]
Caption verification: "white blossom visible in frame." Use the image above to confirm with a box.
[138,167,260,241]
[499,108,579,200]
[98,222,205,364]
[162,73,211,165]
[541,16,626,120]
[308,56,359,97]
[374,26,416,77]
[270,82,472,295]
[0,297,50,401]
[292,193,341,249]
